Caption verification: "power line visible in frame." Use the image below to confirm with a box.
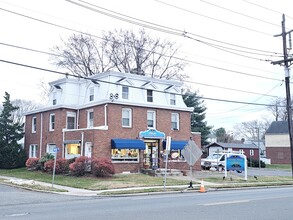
[154,0,273,36]
[185,80,278,98]
[243,0,293,21]
[0,58,280,107]
[200,0,280,27]
[0,3,281,62]
[67,0,281,56]
[0,37,282,83]
[184,35,277,62]
[0,40,283,97]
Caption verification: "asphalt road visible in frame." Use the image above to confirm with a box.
[1,183,293,220]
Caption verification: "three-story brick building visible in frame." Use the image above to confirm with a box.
[24,71,201,173]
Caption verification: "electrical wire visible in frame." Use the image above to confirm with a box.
[68,0,281,56]
[200,0,281,27]
[154,0,273,36]
[0,58,281,108]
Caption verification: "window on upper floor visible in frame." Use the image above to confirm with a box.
[147,90,153,102]
[67,112,76,129]
[52,92,57,105]
[49,113,55,131]
[147,111,156,129]
[89,87,94,102]
[122,108,132,128]
[171,113,179,130]
[47,144,56,154]
[170,94,176,105]
[122,86,129,99]
[87,110,94,128]
[32,117,37,133]
[29,144,38,158]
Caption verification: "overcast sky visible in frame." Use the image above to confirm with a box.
[1,0,293,132]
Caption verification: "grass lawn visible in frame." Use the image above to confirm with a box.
[266,164,292,170]
[0,168,188,190]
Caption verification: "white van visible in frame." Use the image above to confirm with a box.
[201,151,244,172]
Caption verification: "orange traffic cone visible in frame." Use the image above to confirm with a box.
[199,179,206,193]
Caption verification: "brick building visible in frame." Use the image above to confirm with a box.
[265,121,291,164]
[24,71,201,173]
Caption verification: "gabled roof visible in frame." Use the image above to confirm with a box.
[207,142,257,149]
[266,121,289,134]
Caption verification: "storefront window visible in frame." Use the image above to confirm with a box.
[111,149,139,162]
[162,149,185,161]
[65,144,81,159]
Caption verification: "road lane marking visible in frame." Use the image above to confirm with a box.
[202,200,250,206]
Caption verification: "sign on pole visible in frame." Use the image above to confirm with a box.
[52,147,59,188]
[164,136,171,191]
[181,140,202,187]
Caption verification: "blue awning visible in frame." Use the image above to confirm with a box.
[163,140,188,150]
[111,139,146,150]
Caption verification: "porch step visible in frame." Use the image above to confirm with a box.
[155,168,183,177]
[141,168,183,177]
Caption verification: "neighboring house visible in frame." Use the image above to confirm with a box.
[24,71,201,173]
[265,121,291,164]
[206,142,259,160]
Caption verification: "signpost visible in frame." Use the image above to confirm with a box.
[163,136,171,191]
[52,147,60,188]
[181,140,202,187]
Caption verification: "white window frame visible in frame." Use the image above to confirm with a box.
[147,111,156,129]
[66,112,76,129]
[47,144,56,154]
[87,110,94,128]
[147,90,153,102]
[122,86,129,99]
[170,94,176,105]
[122,108,132,128]
[29,144,37,158]
[49,113,55,131]
[171,113,179,130]
[89,87,94,102]
[32,117,37,133]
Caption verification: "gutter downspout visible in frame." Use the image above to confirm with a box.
[104,104,108,127]
[39,113,43,158]
[81,132,84,156]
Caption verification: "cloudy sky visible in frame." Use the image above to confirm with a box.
[1,0,293,131]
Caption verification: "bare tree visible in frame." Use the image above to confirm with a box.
[267,97,287,121]
[50,29,187,80]
[233,120,268,141]
[9,100,42,125]
[51,33,113,76]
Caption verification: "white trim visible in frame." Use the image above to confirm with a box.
[147,110,156,129]
[49,113,55,131]
[122,108,132,128]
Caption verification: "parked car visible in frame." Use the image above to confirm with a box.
[201,152,245,173]
[201,153,224,170]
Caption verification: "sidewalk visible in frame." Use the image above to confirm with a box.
[0,174,212,197]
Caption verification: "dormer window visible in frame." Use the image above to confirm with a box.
[170,94,176,105]
[52,92,57,105]
[147,90,153,102]
[89,87,94,102]
[122,86,129,99]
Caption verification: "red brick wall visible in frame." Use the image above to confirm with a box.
[266,147,292,164]
[25,103,202,173]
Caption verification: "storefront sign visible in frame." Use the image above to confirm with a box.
[139,129,165,139]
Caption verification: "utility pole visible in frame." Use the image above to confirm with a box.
[272,14,293,177]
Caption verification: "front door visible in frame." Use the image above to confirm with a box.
[144,140,159,169]
[84,142,92,158]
